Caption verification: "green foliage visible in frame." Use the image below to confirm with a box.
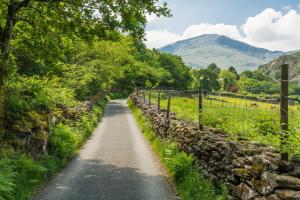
[219,69,238,91]
[238,76,279,94]
[0,98,106,200]
[0,158,16,200]
[128,100,226,200]
[193,64,221,92]
[253,115,280,136]
[157,52,193,89]
[49,124,80,161]
[6,76,78,120]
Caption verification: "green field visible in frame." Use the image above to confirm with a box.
[148,92,300,159]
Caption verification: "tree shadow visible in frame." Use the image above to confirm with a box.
[33,157,175,200]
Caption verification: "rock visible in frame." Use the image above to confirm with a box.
[289,166,300,178]
[232,168,252,180]
[51,116,59,125]
[275,189,300,200]
[275,175,300,190]
[254,197,268,200]
[278,160,294,173]
[233,183,259,200]
[267,194,281,200]
[251,172,278,195]
[233,157,248,168]
[227,195,235,200]
[252,154,278,177]
[212,151,222,161]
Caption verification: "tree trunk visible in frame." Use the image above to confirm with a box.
[0,74,5,137]
[0,2,18,137]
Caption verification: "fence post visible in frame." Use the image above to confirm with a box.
[143,89,146,103]
[166,93,171,120]
[136,88,139,97]
[280,63,289,161]
[158,90,161,113]
[165,93,171,135]
[198,88,203,130]
[149,89,152,106]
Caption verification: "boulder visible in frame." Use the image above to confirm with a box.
[275,175,300,190]
[275,189,300,200]
[251,172,278,195]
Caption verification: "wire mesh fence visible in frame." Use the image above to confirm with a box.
[136,87,300,158]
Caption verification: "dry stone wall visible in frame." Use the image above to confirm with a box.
[131,94,300,200]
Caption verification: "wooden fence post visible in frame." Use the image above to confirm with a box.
[165,93,171,135]
[158,90,161,113]
[280,63,289,161]
[143,89,146,103]
[149,89,152,106]
[198,88,203,130]
[136,88,139,97]
[166,94,171,120]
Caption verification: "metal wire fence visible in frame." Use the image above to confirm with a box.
[136,88,300,159]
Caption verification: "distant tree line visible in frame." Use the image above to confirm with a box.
[192,63,300,96]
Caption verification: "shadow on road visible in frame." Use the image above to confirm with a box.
[35,158,173,200]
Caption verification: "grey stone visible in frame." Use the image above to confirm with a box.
[275,189,300,200]
[275,174,300,190]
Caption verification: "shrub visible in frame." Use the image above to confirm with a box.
[48,124,80,161]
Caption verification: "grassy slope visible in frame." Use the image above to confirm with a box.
[176,44,265,71]
[0,98,108,200]
[258,52,300,81]
[150,94,300,159]
[128,99,227,200]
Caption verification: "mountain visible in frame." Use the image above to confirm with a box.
[159,34,284,72]
[258,52,300,81]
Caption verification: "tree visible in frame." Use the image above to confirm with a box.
[0,0,170,135]
[207,63,221,75]
[157,52,192,89]
[240,70,254,79]
[228,66,239,80]
[193,65,221,92]
[219,70,237,91]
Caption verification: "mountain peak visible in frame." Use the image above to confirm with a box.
[159,34,284,71]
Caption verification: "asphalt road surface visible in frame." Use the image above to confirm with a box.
[33,99,176,200]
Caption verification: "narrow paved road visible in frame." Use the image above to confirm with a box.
[34,99,175,200]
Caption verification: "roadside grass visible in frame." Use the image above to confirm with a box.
[128,99,227,200]
[0,98,108,200]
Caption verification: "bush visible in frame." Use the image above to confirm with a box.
[49,124,80,161]
[6,76,78,121]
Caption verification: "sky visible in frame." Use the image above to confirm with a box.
[145,0,300,51]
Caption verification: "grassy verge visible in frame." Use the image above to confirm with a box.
[128,99,227,200]
[0,97,108,200]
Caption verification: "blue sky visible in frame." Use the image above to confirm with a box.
[145,0,300,51]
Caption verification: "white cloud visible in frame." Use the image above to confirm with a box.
[242,9,300,51]
[146,8,300,51]
[145,30,181,49]
[182,23,243,41]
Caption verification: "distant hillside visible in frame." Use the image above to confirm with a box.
[258,52,300,81]
[159,34,284,72]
